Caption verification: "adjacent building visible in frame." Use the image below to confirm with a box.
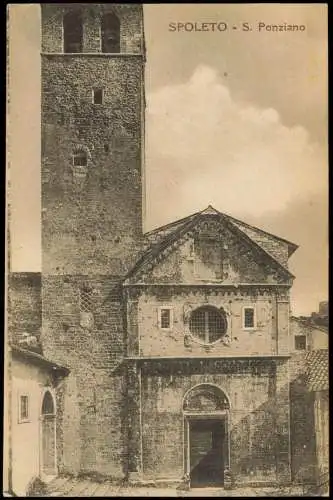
[290,316,328,352]
[5,274,69,496]
[289,349,329,490]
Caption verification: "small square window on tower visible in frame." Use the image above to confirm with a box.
[73,151,87,167]
[93,88,104,105]
[243,306,256,329]
[158,306,173,330]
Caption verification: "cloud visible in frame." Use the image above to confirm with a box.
[145,65,327,229]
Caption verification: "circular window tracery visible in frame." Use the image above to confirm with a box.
[189,306,227,344]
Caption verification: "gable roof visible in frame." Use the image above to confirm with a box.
[306,349,329,391]
[291,316,329,334]
[126,205,297,282]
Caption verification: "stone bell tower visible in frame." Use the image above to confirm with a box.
[41,3,145,276]
[40,3,146,477]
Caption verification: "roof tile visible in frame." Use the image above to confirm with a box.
[306,349,329,391]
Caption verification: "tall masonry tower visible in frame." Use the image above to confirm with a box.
[40,4,146,477]
[41,3,145,276]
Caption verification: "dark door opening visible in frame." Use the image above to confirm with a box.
[189,419,225,487]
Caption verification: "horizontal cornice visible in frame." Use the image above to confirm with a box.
[41,52,143,58]
[123,283,292,288]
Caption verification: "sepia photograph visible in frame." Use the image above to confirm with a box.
[5,3,328,497]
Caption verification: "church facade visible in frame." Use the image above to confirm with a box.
[8,3,302,491]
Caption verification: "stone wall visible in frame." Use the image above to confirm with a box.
[289,353,317,484]
[41,275,126,476]
[130,287,290,357]
[39,3,145,477]
[138,358,290,486]
[41,53,144,275]
[8,273,42,347]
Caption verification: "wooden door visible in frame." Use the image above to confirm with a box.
[189,419,224,487]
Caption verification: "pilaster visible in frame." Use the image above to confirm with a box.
[275,360,291,484]
[126,360,142,482]
[276,290,290,355]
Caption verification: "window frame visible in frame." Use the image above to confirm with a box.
[72,150,88,168]
[189,306,228,345]
[92,88,104,105]
[18,393,30,424]
[158,306,174,331]
[295,335,307,351]
[242,305,256,330]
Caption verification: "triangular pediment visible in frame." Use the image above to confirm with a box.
[126,211,293,285]
[200,205,220,216]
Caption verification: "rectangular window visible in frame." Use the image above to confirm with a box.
[93,88,103,105]
[19,395,29,423]
[295,335,307,350]
[158,307,173,330]
[73,152,87,167]
[243,307,255,329]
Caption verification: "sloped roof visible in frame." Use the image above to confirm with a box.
[306,349,329,391]
[291,316,329,334]
[10,345,70,376]
[146,206,298,256]
[126,205,297,281]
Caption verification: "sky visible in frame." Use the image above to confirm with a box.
[7,4,328,315]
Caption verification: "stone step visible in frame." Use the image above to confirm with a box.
[65,479,93,497]
[75,480,104,497]
[47,476,72,496]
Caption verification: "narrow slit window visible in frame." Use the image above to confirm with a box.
[79,287,95,330]
[93,88,103,105]
[243,307,255,329]
[79,287,93,312]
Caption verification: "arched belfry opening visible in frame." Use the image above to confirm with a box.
[40,390,57,478]
[101,12,120,53]
[183,384,230,488]
[63,9,83,53]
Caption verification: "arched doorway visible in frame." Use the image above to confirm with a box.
[183,384,230,488]
[40,390,57,478]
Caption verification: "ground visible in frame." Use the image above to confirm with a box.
[39,476,325,497]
